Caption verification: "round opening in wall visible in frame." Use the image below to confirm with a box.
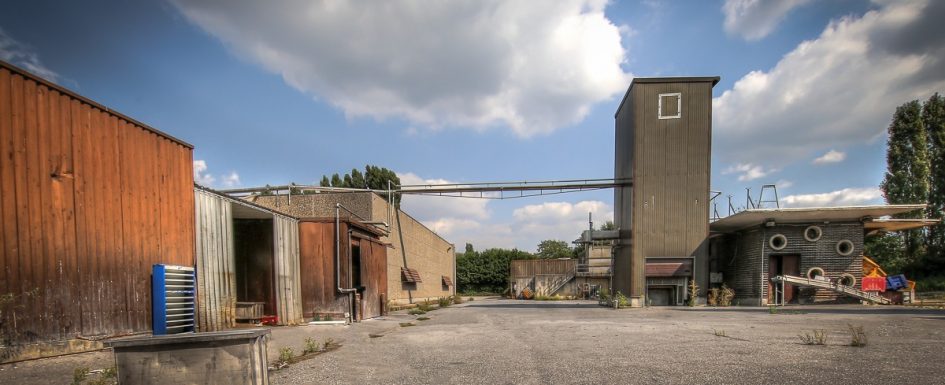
[838,273,856,287]
[807,267,825,280]
[836,240,854,256]
[769,234,788,250]
[804,226,822,242]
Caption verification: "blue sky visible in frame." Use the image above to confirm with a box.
[3,0,943,251]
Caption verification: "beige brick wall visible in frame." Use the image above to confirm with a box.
[371,194,455,304]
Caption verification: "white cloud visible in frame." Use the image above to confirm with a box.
[775,179,794,189]
[193,160,215,186]
[714,0,945,168]
[170,0,631,137]
[193,159,241,188]
[220,171,241,188]
[722,163,775,181]
[0,28,58,82]
[812,149,846,165]
[722,0,810,41]
[781,187,883,207]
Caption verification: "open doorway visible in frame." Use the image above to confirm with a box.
[768,255,799,304]
[234,218,276,317]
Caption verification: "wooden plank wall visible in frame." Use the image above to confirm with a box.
[194,189,236,332]
[298,221,349,316]
[0,64,195,352]
[357,235,388,319]
[273,216,303,325]
[510,259,577,278]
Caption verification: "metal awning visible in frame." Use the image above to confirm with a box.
[710,204,928,233]
[864,218,941,233]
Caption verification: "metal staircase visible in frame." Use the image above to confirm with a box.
[535,273,576,297]
[771,275,890,305]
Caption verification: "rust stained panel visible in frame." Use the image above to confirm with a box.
[0,69,15,298]
[0,63,195,349]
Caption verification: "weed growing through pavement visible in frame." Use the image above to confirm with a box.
[848,324,868,347]
[438,297,452,307]
[798,329,828,345]
[72,367,90,385]
[400,322,415,327]
[417,316,430,321]
[713,329,727,337]
[408,308,427,315]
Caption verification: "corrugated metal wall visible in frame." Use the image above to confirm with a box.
[194,189,303,328]
[194,189,236,331]
[614,78,716,302]
[273,216,303,325]
[510,259,577,278]
[0,62,195,351]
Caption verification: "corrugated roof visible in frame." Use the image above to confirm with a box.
[710,204,928,233]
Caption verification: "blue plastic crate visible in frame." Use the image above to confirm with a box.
[886,274,907,291]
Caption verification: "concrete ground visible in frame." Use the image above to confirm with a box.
[2,298,945,384]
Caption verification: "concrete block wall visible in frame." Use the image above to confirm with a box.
[247,193,373,219]
[371,195,455,304]
[719,223,864,305]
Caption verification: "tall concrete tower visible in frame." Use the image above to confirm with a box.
[613,77,719,307]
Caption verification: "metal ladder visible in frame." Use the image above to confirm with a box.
[771,275,890,305]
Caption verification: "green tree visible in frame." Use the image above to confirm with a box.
[320,165,402,207]
[865,234,908,274]
[456,247,534,294]
[924,93,945,271]
[599,220,616,231]
[351,168,366,189]
[319,175,331,187]
[465,243,475,254]
[880,100,930,267]
[536,240,572,259]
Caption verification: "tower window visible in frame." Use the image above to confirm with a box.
[658,93,681,119]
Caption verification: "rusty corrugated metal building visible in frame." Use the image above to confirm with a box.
[613,77,719,306]
[0,60,195,360]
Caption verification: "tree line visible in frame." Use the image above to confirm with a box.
[456,220,615,294]
[868,93,944,289]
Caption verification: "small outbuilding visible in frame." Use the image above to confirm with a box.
[708,204,939,305]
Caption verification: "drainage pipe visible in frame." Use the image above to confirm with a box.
[336,204,358,295]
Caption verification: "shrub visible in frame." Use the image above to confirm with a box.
[718,285,735,307]
[323,338,335,350]
[408,308,426,315]
[688,280,699,307]
[798,329,828,345]
[615,291,630,308]
[848,324,867,347]
[278,347,295,364]
[708,288,719,306]
[453,295,464,304]
[437,297,452,308]
[468,297,474,301]
[303,337,319,354]
[72,367,90,385]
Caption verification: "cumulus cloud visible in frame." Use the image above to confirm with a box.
[511,200,613,245]
[170,0,631,137]
[0,28,58,81]
[193,160,215,186]
[714,0,945,168]
[781,187,883,207]
[193,160,240,188]
[722,163,775,181]
[812,149,846,165]
[722,0,810,41]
